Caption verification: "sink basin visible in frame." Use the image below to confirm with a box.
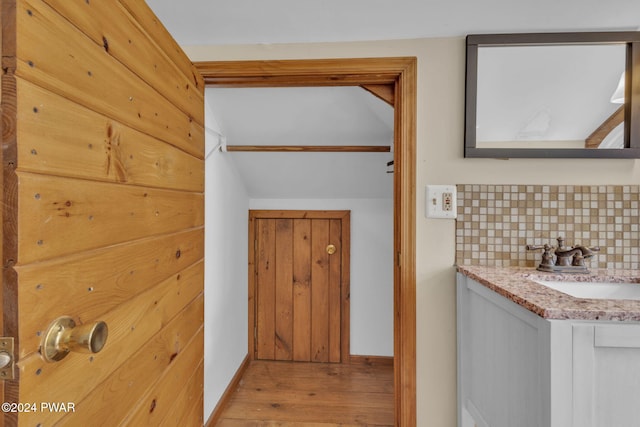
[534,280,640,300]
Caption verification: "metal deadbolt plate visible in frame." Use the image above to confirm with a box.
[0,337,14,380]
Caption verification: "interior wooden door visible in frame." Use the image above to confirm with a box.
[250,210,350,363]
[1,1,205,425]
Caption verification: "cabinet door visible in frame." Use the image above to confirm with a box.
[573,323,640,427]
[457,275,545,427]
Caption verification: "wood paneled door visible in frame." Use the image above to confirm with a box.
[2,1,204,425]
[249,210,350,363]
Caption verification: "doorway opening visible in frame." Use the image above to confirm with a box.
[196,57,417,426]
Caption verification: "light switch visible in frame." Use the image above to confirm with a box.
[425,185,457,219]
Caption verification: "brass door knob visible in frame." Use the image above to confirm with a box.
[41,316,108,363]
[326,244,336,255]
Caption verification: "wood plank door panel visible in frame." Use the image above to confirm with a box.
[274,219,294,361]
[292,219,312,361]
[251,211,350,364]
[310,219,331,363]
[2,1,204,425]
[256,218,276,360]
[327,218,343,363]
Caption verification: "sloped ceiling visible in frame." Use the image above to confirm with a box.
[147,0,640,46]
[205,86,394,199]
[147,0,640,199]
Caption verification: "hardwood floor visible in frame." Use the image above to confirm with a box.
[214,360,394,426]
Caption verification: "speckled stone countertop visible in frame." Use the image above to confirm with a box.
[457,265,640,321]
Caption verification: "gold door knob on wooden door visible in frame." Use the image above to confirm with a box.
[41,316,108,363]
[326,244,336,255]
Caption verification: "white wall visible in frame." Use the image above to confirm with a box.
[203,104,249,417]
[250,198,394,356]
[190,38,640,425]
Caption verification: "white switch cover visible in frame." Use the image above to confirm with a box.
[425,185,457,219]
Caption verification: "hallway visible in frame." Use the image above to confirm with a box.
[214,360,394,426]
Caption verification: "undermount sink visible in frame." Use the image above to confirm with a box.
[534,280,640,300]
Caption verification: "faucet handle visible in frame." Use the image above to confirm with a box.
[526,243,554,268]
[574,245,600,258]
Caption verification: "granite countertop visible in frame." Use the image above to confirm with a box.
[457,265,640,321]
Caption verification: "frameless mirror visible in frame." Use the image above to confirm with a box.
[465,32,640,158]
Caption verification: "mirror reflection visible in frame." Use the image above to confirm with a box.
[476,44,626,150]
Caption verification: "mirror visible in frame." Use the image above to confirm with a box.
[465,32,640,158]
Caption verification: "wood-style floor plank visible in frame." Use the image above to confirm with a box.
[214,360,394,426]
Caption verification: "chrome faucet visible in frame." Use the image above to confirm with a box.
[526,237,600,273]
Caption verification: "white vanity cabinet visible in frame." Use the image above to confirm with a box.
[457,273,640,427]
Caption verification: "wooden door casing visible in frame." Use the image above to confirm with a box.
[249,210,350,364]
[2,1,204,426]
[196,58,417,426]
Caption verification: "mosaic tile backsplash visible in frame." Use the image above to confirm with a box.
[455,185,640,270]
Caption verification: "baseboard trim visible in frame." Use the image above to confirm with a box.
[349,355,394,367]
[204,354,251,427]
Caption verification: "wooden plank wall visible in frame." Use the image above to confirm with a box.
[2,0,204,425]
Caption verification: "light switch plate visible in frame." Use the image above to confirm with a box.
[425,185,457,219]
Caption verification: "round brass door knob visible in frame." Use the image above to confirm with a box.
[41,316,108,363]
[326,244,336,255]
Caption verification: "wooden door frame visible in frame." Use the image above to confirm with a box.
[248,210,351,363]
[195,57,417,427]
